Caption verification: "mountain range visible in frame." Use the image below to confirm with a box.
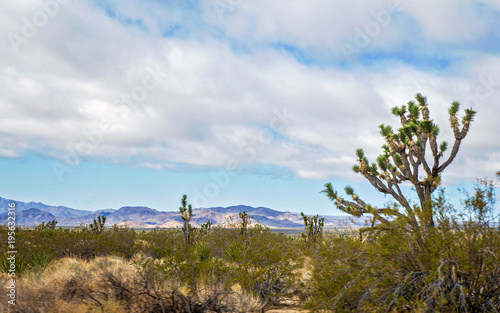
[0,196,365,229]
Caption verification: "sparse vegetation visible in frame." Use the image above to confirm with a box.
[1,176,498,312]
[306,176,500,312]
[0,221,302,312]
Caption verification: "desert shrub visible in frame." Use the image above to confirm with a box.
[305,183,500,312]
[232,228,302,302]
[0,249,53,276]
[209,225,303,303]
[48,226,138,260]
[0,224,302,309]
[0,256,264,313]
[137,253,265,312]
[306,225,500,312]
[137,228,182,259]
[0,225,139,278]
[303,233,371,312]
[136,225,303,308]
[0,227,60,276]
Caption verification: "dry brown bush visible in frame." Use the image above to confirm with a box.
[0,256,265,313]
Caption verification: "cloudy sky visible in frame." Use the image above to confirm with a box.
[1,0,499,214]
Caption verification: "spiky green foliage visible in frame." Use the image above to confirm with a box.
[439,141,448,153]
[179,194,193,245]
[431,124,440,136]
[352,164,360,173]
[322,182,338,201]
[355,148,364,159]
[415,92,427,107]
[200,220,213,235]
[89,215,106,234]
[344,185,354,196]
[419,120,434,134]
[408,101,420,119]
[323,93,477,235]
[376,155,388,172]
[392,153,403,166]
[36,220,57,231]
[463,108,477,123]
[300,212,324,248]
[449,101,460,115]
[379,124,393,137]
[238,211,249,236]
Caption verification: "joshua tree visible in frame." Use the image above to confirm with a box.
[200,220,213,235]
[90,215,106,234]
[36,220,57,230]
[239,211,249,236]
[300,212,324,247]
[179,194,193,245]
[323,93,476,235]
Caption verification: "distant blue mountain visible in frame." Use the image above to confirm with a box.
[0,196,93,218]
[1,208,56,226]
[0,196,362,228]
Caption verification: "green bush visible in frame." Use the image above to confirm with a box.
[0,225,139,276]
[305,182,500,312]
[136,225,303,307]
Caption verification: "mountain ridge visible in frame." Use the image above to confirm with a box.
[0,196,364,228]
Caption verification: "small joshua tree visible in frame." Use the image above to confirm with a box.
[200,220,213,235]
[323,93,476,236]
[36,220,57,230]
[89,215,106,234]
[179,194,193,245]
[300,212,324,247]
[239,211,249,236]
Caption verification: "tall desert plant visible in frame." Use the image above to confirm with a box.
[300,212,324,248]
[323,93,477,235]
[179,194,193,245]
[89,215,106,234]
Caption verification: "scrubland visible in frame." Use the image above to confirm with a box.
[1,200,499,313]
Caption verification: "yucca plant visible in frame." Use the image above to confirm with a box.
[239,211,249,237]
[200,220,213,235]
[89,215,106,234]
[300,212,324,248]
[179,194,193,245]
[323,93,477,236]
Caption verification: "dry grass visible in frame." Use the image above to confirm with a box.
[0,256,265,313]
[0,257,133,312]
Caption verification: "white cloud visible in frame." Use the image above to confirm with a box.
[0,0,499,186]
